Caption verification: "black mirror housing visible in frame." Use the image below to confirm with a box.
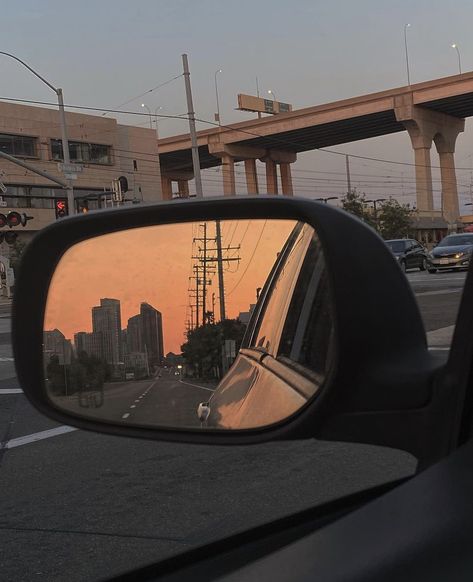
[13,196,451,464]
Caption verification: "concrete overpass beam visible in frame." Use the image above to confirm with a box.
[280,162,294,196]
[222,154,236,195]
[244,159,259,194]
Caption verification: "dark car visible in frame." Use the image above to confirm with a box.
[385,238,428,272]
[428,233,473,273]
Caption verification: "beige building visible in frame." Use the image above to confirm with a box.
[0,100,162,252]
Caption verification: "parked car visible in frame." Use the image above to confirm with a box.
[428,233,473,273]
[385,238,428,272]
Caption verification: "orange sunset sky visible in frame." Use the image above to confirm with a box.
[44,219,297,354]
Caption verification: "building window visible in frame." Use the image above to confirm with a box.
[133,160,138,171]
[0,133,37,158]
[51,139,112,165]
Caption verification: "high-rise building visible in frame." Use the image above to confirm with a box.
[43,329,72,365]
[74,331,103,360]
[140,302,164,366]
[92,298,122,365]
[126,314,142,354]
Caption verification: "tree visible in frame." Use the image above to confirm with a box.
[340,189,376,228]
[9,239,27,277]
[181,319,247,379]
[377,198,415,240]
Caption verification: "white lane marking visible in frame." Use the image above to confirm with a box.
[415,289,462,297]
[428,347,450,351]
[0,388,23,394]
[179,379,216,392]
[130,405,136,409]
[2,426,77,450]
[122,413,130,419]
[134,399,140,403]
[0,357,14,362]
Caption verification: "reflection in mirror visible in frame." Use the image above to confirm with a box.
[43,219,333,431]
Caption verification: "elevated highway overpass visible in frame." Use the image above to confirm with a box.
[158,71,473,222]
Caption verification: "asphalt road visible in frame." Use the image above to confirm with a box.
[0,271,466,581]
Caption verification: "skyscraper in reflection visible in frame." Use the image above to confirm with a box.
[140,302,164,367]
[92,298,122,366]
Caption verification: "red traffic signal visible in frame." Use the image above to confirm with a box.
[0,212,33,228]
[55,199,68,219]
[7,211,21,227]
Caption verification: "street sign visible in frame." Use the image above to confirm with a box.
[58,163,83,174]
[0,183,6,195]
[0,198,7,207]
[64,173,78,181]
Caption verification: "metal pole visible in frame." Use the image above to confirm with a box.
[345,155,352,193]
[57,89,75,215]
[0,151,67,187]
[404,24,411,86]
[455,46,462,74]
[215,220,226,321]
[182,54,203,198]
[214,70,222,125]
[154,109,163,200]
[256,77,262,119]
[195,265,200,328]
[202,223,207,326]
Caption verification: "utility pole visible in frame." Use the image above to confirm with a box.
[193,224,216,326]
[182,54,203,198]
[215,220,226,321]
[204,222,240,322]
[345,155,351,193]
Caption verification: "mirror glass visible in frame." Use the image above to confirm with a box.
[43,219,333,430]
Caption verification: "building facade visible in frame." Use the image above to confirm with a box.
[0,100,162,257]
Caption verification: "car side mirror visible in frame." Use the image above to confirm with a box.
[12,197,450,466]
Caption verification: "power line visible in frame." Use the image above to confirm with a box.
[101,74,183,116]
[227,221,267,297]
[2,94,473,172]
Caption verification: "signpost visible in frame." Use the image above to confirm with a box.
[237,94,292,115]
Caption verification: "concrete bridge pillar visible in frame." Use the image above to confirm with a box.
[161,170,194,200]
[280,162,294,196]
[261,150,297,196]
[395,103,464,221]
[177,179,190,198]
[244,159,259,194]
[264,159,278,194]
[161,176,173,201]
[222,154,236,195]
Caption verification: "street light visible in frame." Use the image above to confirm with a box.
[214,69,222,125]
[315,197,338,204]
[451,44,462,74]
[0,51,75,214]
[141,104,163,132]
[404,24,411,85]
[364,198,387,221]
[267,89,277,101]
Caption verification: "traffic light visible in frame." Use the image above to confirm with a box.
[0,212,33,228]
[55,199,68,219]
[0,231,18,245]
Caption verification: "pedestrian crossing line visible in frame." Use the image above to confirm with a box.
[2,426,77,450]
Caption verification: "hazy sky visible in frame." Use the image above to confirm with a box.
[2,1,473,208]
[44,219,297,353]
